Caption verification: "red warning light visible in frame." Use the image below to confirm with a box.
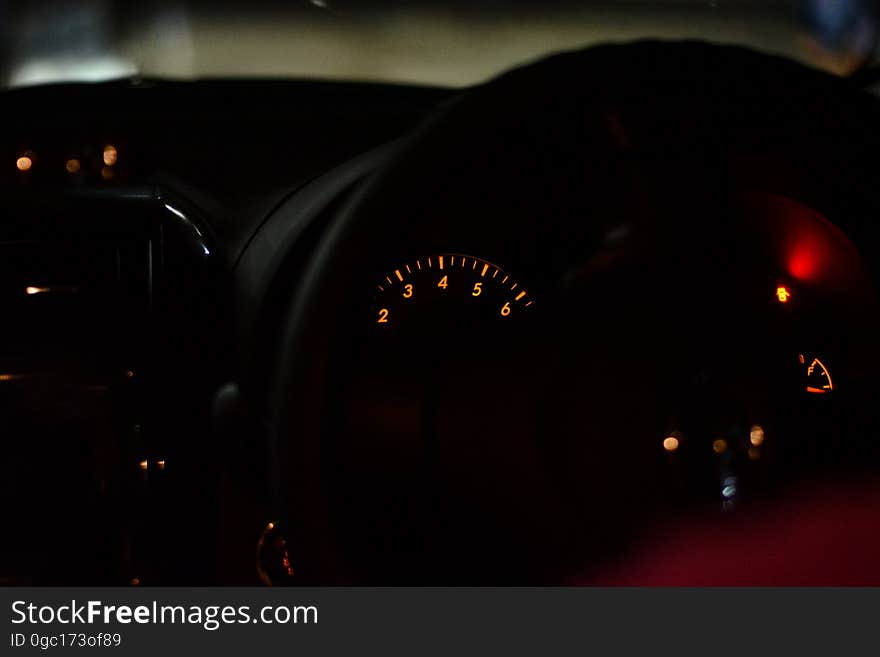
[776,286,791,303]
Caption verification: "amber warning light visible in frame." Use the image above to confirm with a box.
[776,285,791,303]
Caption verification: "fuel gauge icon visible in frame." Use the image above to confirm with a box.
[801,354,833,394]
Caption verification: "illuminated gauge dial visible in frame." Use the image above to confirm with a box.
[373,254,533,328]
[801,354,833,394]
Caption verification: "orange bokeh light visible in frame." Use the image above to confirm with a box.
[663,436,680,452]
[103,145,118,166]
[749,425,765,446]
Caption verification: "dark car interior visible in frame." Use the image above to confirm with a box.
[4,2,880,585]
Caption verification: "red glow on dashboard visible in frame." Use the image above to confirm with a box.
[783,218,847,283]
[786,244,820,280]
[781,215,839,283]
[743,193,874,304]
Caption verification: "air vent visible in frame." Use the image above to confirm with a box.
[0,189,171,584]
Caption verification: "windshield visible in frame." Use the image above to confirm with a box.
[2,1,878,88]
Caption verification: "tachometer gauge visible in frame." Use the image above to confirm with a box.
[801,354,833,394]
[373,254,533,329]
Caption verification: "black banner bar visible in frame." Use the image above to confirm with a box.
[2,588,875,655]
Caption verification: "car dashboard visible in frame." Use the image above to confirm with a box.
[3,42,880,585]
[0,79,448,584]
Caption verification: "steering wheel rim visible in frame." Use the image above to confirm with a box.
[269,41,866,584]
